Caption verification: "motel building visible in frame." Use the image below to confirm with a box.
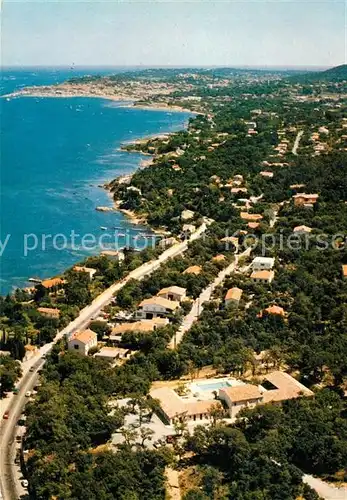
[149,371,313,425]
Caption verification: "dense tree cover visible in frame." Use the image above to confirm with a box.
[0,354,22,394]
[236,390,347,477]
[184,419,320,500]
[19,68,347,497]
[24,347,171,499]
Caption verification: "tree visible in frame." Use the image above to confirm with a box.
[139,427,155,447]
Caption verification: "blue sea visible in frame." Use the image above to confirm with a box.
[0,67,192,294]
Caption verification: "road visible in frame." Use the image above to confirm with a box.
[0,221,210,500]
[169,246,252,349]
[292,130,303,155]
[303,475,347,500]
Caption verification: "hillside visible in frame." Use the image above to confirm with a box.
[289,64,347,83]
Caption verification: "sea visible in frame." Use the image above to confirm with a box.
[0,67,192,295]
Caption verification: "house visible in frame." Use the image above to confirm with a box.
[251,256,275,271]
[37,307,60,319]
[94,346,131,364]
[342,265,347,279]
[225,287,243,306]
[73,266,97,280]
[159,237,178,249]
[261,305,286,317]
[219,384,263,418]
[100,250,125,262]
[41,277,65,290]
[231,187,248,194]
[261,371,313,404]
[219,371,313,418]
[251,270,275,284]
[221,236,239,250]
[68,329,97,356]
[293,225,312,234]
[157,286,187,302]
[136,296,180,320]
[260,171,274,178]
[183,265,202,275]
[248,222,260,230]
[293,193,319,206]
[110,318,169,336]
[149,387,222,425]
[181,209,195,221]
[212,254,226,262]
[240,212,263,222]
[182,224,196,233]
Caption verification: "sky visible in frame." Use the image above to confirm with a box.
[1,0,346,68]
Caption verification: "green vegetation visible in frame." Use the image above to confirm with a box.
[7,65,347,498]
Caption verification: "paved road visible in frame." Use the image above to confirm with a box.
[292,130,303,155]
[303,475,347,500]
[169,247,252,349]
[0,222,210,500]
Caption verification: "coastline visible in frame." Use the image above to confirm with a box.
[2,87,192,294]
[2,90,197,114]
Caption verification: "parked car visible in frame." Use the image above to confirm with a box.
[13,388,19,395]
[166,435,176,444]
[3,411,9,419]
[21,479,29,488]
[29,367,35,372]
[25,391,31,397]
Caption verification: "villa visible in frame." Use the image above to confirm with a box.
[157,286,187,302]
[225,287,243,306]
[293,193,319,207]
[251,270,275,284]
[41,277,65,290]
[68,329,98,356]
[183,265,202,275]
[73,266,97,280]
[150,371,313,424]
[293,225,312,234]
[240,212,263,222]
[136,296,180,320]
[149,387,222,425]
[251,256,275,270]
[37,307,60,319]
[110,318,169,337]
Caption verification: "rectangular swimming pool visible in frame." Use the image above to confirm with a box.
[195,380,231,391]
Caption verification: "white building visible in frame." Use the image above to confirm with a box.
[68,329,98,356]
[181,209,195,221]
[94,346,131,364]
[136,296,180,320]
[219,385,263,419]
[157,286,187,302]
[251,256,275,271]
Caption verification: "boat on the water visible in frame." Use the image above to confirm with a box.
[28,277,42,283]
[100,226,107,230]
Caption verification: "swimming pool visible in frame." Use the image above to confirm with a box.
[195,380,232,391]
